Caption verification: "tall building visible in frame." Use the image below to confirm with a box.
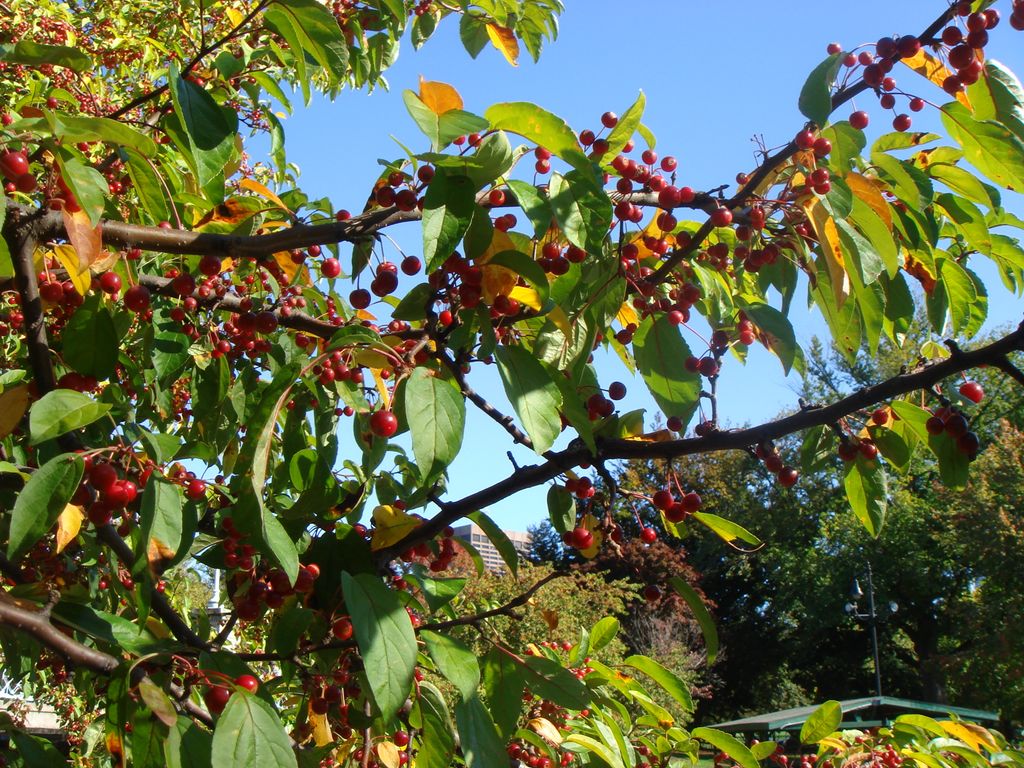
[451,523,531,573]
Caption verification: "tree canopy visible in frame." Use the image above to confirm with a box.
[2,0,1024,766]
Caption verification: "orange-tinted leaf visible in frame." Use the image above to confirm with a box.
[147,537,177,573]
[803,197,849,305]
[195,199,254,227]
[377,741,401,768]
[55,503,84,554]
[0,384,29,439]
[486,24,520,67]
[52,245,91,295]
[846,172,892,229]
[309,707,333,747]
[271,250,311,285]
[540,608,559,631]
[529,716,564,745]
[902,49,972,109]
[239,178,292,212]
[418,77,463,115]
[478,231,520,303]
[61,207,103,271]
[628,429,674,443]
[904,253,937,293]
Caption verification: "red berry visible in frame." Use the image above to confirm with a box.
[569,526,593,549]
[642,584,662,602]
[369,410,399,438]
[234,674,260,693]
[123,285,150,312]
[204,686,231,714]
[332,617,354,640]
[777,466,799,487]
[321,258,342,279]
[639,527,657,544]
[710,207,733,228]
[959,381,984,403]
[850,111,869,130]
[0,151,29,181]
[893,114,912,132]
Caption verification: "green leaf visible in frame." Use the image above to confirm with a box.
[125,149,172,222]
[939,256,978,336]
[890,400,970,489]
[407,571,466,613]
[466,130,514,189]
[50,113,157,156]
[799,53,842,125]
[211,691,297,768]
[168,63,238,192]
[11,732,65,767]
[928,163,997,208]
[940,101,1024,190]
[416,682,457,768]
[692,512,762,547]
[138,677,178,728]
[29,389,110,444]
[459,13,489,58]
[342,571,417,720]
[402,91,489,151]
[692,728,760,768]
[507,179,554,239]
[623,655,694,712]
[669,576,717,664]
[632,315,701,430]
[152,329,191,383]
[422,169,477,272]
[454,695,508,768]
[263,0,349,87]
[801,700,843,743]
[421,630,480,701]
[260,508,300,584]
[494,345,563,454]
[564,733,626,768]
[8,455,83,560]
[602,91,646,166]
[589,616,620,653]
[135,478,186,574]
[404,367,465,480]
[0,41,91,71]
[549,170,612,256]
[164,718,213,768]
[485,102,591,173]
[481,647,525,740]
[61,302,118,379]
[518,655,591,710]
[968,60,1024,141]
[467,511,519,575]
[736,299,802,375]
[546,484,576,534]
[843,453,888,537]
[56,155,109,226]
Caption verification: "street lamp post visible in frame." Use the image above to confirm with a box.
[844,562,897,700]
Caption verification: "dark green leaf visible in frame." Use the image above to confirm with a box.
[29,389,110,445]
[12,731,65,766]
[459,13,489,58]
[61,302,118,379]
[467,511,519,575]
[135,478,186,575]
[404,367,465,480]
[518,655,590,710]
[168,63,238,192]
[164,718,213,768]
[56,155,109,225]
[493,345,563,454]
[0,41,91,71]
[736,299,802,375]
[416,682,456,768]
[455,695,508,768]
[481,647,525,740]
[843,454,888,536]
[342,571,417,720]
[546,484,576,534]
[211,691,296,768]
[422,169,477,272]
[549,170,612,256]
[152,329,192,383]
[507,180,554,238]
[801,700,843,743]
[632,315,701,430]
[669,576,717,664]
[407,571,466,613]
[264,0,349,87]
[799,53,842,125]
[421,630,480,701]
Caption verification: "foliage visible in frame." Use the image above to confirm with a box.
[0,0,1023,765]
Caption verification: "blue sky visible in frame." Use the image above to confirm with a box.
[266,2,1024,531]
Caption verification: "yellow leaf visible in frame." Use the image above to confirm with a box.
[616,301,639,329]
[239,178,292,213]
[509,285,542,311]
[225,7,245,26]
[819,737,849,751]
[939,721,996,753]
[418,77,463,115]
[53,245,91,295]
[55,504,84,554]
[902,50,972,109]
[486,24,519,67]
[89,250,122,273]
[627,429,674,443]
[309,708,333,747]
[629,216,677,263]
[145,616,171,639]
[376,741,401,768]
[271,250,311,285]
[846,172,893,229]
[147,536,177,574]
[477,231,519,304]
[61,207,103,271]
[370,505,419,551]
[529,717,564,746]
[371,367,390,407]
[803,196,849,306]
[0,384,29,439]
[548,306,572,338]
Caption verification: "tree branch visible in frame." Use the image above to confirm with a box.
[417,570,567,633]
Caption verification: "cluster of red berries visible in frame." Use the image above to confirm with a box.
[202,672,260,715]
[397,521,458,572]
[79,457,142,527]
[652,485,703,524]
[754,442,799,488]
[926,403,980,457]
[228,555,321,621]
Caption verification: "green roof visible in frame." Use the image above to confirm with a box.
[709,697,999,733]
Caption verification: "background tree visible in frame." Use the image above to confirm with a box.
[1,0,1024,765]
